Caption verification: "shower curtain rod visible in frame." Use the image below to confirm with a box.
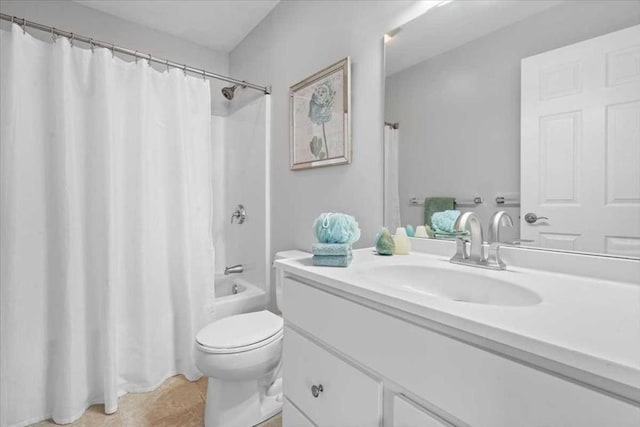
[0,13,271,95]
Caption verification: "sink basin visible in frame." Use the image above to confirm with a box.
[359,265,541,307]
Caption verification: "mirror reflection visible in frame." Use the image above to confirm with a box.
[384,0,640,258]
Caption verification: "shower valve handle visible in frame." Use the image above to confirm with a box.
[230,204,246,224]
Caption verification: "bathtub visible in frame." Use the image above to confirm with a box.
[214,274,266,319]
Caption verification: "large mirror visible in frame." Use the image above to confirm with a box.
[383,0,640,258]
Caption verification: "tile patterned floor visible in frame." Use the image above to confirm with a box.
[30,375,282,427]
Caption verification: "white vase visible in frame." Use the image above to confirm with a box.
[393,227,411,255]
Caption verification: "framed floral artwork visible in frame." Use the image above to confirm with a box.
[289,57,351,170]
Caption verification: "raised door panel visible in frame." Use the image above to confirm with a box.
[606,101,640,205]
[539,232,580,250]
[607,45,640,87]
[539,111,581,204]
[605,236,640,257]
[539,61,581,100]
[283,326,382,427]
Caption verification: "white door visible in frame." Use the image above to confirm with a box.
[521,25,640,257]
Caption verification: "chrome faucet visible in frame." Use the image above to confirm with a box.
[485,211,514,269]
[450,211,512,270]
[224,264,243,275]
[450,212,485,266]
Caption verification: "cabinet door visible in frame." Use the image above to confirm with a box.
[283,327,382,427]
[393,395,450,427]
[283,398,314,427]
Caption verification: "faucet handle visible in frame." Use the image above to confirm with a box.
[484,242,506,270]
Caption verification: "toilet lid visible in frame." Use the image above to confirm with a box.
[196,310,283,351]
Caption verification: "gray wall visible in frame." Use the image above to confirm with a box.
[0,0,230,115]
[229,1,422,258]
[385,0,640,238]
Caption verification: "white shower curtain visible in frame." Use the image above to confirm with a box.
[384,125,401,231]
[0,24,215,426]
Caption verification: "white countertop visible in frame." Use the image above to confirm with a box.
[275,248,640,403]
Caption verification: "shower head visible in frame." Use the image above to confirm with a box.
[221,82,246,100]
[221,85,237,100]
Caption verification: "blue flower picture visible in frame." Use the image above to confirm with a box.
[309,80,335,159]
[290,58,351,170]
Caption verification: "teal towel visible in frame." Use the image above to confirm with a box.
[312,243,352,256]
[431,210,460,233]
[424,197,455,228]
[313,254,353,267]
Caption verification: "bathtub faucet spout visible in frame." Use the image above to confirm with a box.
[224,264,244,275]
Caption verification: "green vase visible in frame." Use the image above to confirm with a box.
[376,228,395,256]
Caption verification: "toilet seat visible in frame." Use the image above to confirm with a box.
[196,310,283,354]
[197,329,283,354]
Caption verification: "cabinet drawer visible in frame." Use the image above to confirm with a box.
[283,327,382,427]
[283,277,640,427]
[283,398,314,427]
[393,395,449,427]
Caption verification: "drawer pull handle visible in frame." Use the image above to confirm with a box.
[311,384,324,398]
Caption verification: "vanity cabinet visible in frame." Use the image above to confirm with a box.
[281,275,640,427]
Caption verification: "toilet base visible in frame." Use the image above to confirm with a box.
[204,377,282,427]
[259,393,283,424]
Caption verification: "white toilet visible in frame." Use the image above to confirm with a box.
[194,250,308,427]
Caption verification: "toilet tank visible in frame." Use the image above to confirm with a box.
[274,250,309,312]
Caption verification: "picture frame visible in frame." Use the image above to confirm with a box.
[289,57,351,170]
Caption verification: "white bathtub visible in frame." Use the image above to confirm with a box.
[214,274,266,319]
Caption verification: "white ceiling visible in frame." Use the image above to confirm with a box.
[74,0,280,52]
[386,0,563,76]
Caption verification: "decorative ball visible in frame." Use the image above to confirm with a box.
[313,212,361,244]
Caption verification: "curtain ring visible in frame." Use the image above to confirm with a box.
[134,50,138,64]
[51,27,57,42]
[202,69,206,81]
[111,44,115,58]
[89,38,95,53]
[21,18,26,34]
[70,32,74,47]
[11,16,14,24]
[147,53,152,66]
[183,64,187,77]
